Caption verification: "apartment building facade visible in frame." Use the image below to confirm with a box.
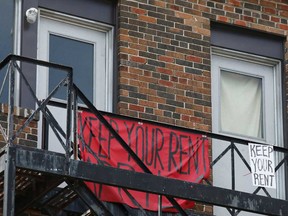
[0,0,288,215]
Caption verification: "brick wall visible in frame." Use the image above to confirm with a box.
[117,0,288,214]
[0,104,38,148]
[117,0,288,130]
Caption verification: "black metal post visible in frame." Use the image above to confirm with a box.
[231,142,235,216]
[7,61,14,144]
[72,86,78,160]
[66,69,73,161]
[3,147,16,216]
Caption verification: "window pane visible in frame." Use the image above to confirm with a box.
[49,34,94,101]
[0,0,14,103]
[220,70,263,139]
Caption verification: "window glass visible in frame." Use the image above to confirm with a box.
[0,0,14,103]
[49,34,94,102]
[220,70,263,139]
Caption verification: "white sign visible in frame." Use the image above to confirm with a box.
[248,143,276,188]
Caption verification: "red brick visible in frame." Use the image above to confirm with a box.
[186,55,202,63]
[139,75,158,84]
[129,104,144,112]
[119,77,129,85]
[247,0,259,4]
[263,7,276,15]
[260,0,276,8]
[139,100,157,108]
[279,10,288,18]
[278,23,288,30]
[121,71,139,80]
[277,3,288,11]
[170,76,178,82]
[129,67,143,75]
[271,16,280,23]
[156,67,173,75]
[223,5,234,12]
[243,15,255,22]
[130,7,147,15]
[119,47,138,55]
[118,102,129,109]
[151,0,166,8]
[139,39,157,47]
[130,79,147,88]
[194,4,210,13]
[175,11,193,19]
[139,86,156,95]
[234,20,247,27]
[217,16,230,23]
[130,43,147,51]
[181,114,190,121]
[179,78,188,84]
[228,0,242,7]
[176,95,193,103]
[119,34,138,43]
[119,65,128,72]
[139,15,157,23]
[158,79,174,87]
[169,4,181,11]
[158,55,174,63]
[166,63,184,71]
[148,95,166,104]
[166,51,185,59]
[130,56,147,64]
[175,107,194,115]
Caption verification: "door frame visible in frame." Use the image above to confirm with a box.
[37,8,114,111]
[36,9,114,152]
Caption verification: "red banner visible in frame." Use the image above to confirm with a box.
[78,111,210,212]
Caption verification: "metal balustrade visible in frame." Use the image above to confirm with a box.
[0,54,287,216]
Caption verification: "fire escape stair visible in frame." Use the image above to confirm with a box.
[0,169,77,215]
[0,161,133,216]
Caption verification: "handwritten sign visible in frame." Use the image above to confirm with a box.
[78,111,210,212]
[248,143,276,188]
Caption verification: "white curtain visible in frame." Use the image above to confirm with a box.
[220,71,263,138]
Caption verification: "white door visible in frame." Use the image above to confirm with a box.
[211,48,284,215]
[37,10,113,153]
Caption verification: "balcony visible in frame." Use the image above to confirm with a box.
[0,55,287,216]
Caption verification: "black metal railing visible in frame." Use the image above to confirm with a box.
[0,54,287,216]
[0,55,73,160]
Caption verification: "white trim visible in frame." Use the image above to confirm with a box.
[105,26,114,112]
[36,9,114,153]
[37,9,114,112]
[212,47,281,67]
[13,0,22,106]
[13,0,22,55]
[211,47,285,201]
[211,47,283,146]
[40,9,113,33]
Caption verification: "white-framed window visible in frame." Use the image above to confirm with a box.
[211,47,284,215]
[212,47,283,144]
